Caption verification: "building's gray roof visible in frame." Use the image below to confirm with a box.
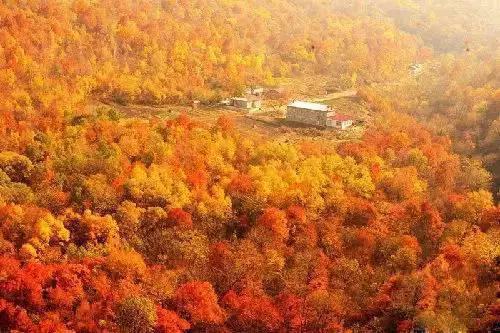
[288,101,330,112]
[232,97,250,102]
[232,96,261,102]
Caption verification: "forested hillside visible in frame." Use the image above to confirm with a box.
[0,0,420,114]
[1,111,498,332]
[332,0,500,199]
[334,0,500,52]
[0,0,498,332]
[357,35,500,199]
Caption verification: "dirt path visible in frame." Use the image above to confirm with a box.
[310,89,358,102]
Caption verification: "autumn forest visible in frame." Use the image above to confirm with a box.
[0,0,499,332]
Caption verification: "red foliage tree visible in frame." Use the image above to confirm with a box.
[156,307,191,333]
[222,289,283,331]
[174,281,225,326]
[168,208,193,229]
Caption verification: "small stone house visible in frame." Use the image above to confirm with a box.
[231,96,262,110]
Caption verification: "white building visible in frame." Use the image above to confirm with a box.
[245,86,265,96]
[409,63,424,76]
[327,113,353,130]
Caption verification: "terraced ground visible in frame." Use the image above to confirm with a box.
[101,84,370,146]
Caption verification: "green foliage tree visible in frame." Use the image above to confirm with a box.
[116,296,157,333]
